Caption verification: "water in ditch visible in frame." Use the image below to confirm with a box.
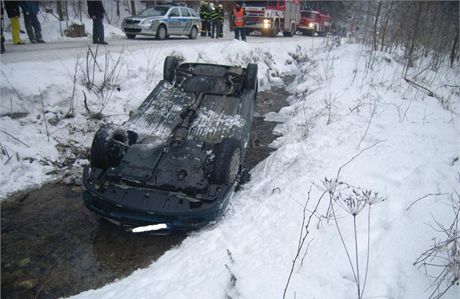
[1,84,292,299]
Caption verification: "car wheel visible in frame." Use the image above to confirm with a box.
[211,138,242,185]
[272,20,279,37]
[156,25,167,40]
[189,26,198,39]
[91,124,128,169]
[243,63,258,90]
[283,24,295,37]
[163,56,179,84]
[126,34,136,39]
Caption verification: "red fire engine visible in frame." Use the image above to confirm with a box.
[298,9,331,36]
[243,0,301,37]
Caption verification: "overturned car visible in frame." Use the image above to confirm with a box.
[83,56,258,233]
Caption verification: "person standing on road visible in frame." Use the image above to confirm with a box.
[199,1,210,37]
[4,1,24,45]
[87,0,107,45]
[216,4,224,39]
[209,3,219,39]
[232,2,246,42]
[20,1,44,43]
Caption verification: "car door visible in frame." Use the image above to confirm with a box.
[167,7,181,35]
[188,8,200,30]
[179,7,192,34]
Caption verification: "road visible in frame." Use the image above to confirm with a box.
[0,34,316,64]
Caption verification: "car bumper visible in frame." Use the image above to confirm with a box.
[82,166,234,231]
[298,26,315,32]
[122,24,159,36]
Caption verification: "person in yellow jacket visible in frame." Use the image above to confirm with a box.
[4,1,24,45]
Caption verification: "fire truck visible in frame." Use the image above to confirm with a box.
[243,0,301,37]
[298,9,331,36]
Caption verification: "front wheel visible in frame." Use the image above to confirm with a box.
[210,138,242,185]
[156,25,167,40]
[272,20,280,37]
[163,56,179,83]
[189,26,198,39]
[126,34,136,39]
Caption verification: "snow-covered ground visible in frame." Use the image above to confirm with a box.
[1,32,459,298]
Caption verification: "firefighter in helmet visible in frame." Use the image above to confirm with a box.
[199,1,211,37]
[209,2,220,39]
[216,4,224,38]
[232,2,246,41]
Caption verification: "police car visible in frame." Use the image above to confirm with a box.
[122,4,201,40]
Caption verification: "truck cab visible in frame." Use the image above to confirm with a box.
[299,9,331,36]
[243,0,300,37]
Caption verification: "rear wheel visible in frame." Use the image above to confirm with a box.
[211,138,242,185]
[283,24,296,37]
[126,34,136,39]
[189,26,198,39]
[163,56,179,83]
[156,25,167,40]
[244,64,258,90]
[91,124,128,169]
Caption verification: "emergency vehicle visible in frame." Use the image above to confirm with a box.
[298,9,331,36]
[243,0,301,37]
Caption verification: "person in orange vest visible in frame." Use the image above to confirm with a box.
[231,2,246,41]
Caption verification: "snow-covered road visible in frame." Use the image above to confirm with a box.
[1,35,316,63]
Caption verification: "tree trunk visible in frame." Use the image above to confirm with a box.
[406,2,423,72]
[380,1,393,52]
[450,29,459,67]
[130,0,136,15]
[56,1,64,21]
[116,0,120,17]
[78,0,82,21]
[372,0,382,51]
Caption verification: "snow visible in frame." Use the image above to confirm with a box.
[1,32,459,299]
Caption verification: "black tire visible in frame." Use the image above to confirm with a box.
[272,20,279,37]
[189,26,198,39]
[283,24,296,37]
[126,34,136,39]
[91,124,128,169]
[211,138,242,185]
[156,25,167,40]
[163,56,179,83]
[244,64,258,90]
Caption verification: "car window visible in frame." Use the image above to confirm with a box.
[180,7,191,17]
[188,8,199,18]
[139,7,169,17]
[169,7,180,17]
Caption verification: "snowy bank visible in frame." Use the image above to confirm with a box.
[64,42,459,298]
